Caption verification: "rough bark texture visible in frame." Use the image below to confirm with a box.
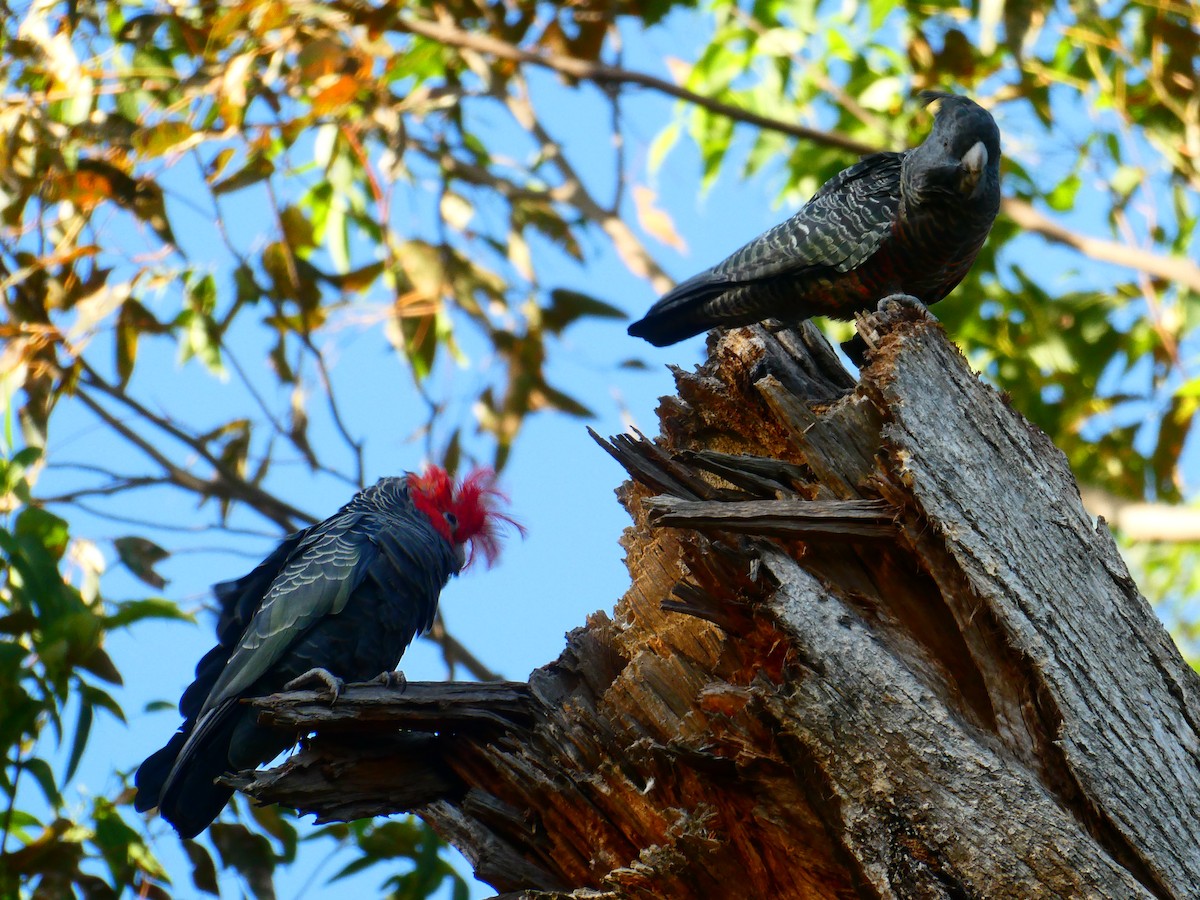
[236,307,1200,898]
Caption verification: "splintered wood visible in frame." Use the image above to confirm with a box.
[236,311,1200,899]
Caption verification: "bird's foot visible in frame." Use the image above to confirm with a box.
[284,667,344,705]
[845,294,937,366]
[372,670,407,691]
[877,293,936,321]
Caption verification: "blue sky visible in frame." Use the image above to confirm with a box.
[14,5,1198,898]
[31,9,739,897]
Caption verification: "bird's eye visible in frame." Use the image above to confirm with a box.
[443,511,458,531]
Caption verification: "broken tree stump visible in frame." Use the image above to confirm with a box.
[235,307,1200,898]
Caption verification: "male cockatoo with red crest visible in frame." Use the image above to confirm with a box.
[135,466,516,838]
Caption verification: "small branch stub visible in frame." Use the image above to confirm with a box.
[641,496,897,539]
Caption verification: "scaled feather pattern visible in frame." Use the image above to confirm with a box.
[627,92,1002,347]
[134,467,514,838]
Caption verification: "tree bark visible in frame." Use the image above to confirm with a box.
[234,306,1200,898]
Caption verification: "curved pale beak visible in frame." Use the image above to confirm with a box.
[959,141,987,194]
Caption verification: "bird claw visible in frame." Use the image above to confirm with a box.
[372,670,407,691]
[284,667,344,705]
[876,293,936,321]
[844,294,937,367]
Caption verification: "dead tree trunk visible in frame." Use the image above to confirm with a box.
[233,306,1200,898]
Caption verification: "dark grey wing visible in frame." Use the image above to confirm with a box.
[627,152,905,346]
[211,527,315,644]
[705,150,905,285]
[151,514,376,827]
[177,525,317,721]
[198,513,375,715]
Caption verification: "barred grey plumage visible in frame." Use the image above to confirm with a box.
[134,469,509,837]
[628,92,1001,347]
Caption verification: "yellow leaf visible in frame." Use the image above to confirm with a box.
[633,185,686,252]
[298,37,346,83]
[508,229,533,281]
[132,120,197,159]
[311,74,360,115]
[440,192,474,231]
[664,57,690,84]
[221,52,256,126]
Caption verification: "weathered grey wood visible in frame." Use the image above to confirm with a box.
[761,547,1150,898]
[677,448,810,495]
[641,496,897,539]
[871,322,1200,894]
[223,732,457,821]
[231,308,1200,898]
[248,680,533,731]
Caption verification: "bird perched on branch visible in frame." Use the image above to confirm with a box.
[627,92,1001,347]
[135,467,517,838]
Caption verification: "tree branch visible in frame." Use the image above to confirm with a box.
[1081,487,1200,542]
[1002,198,1200,292]
[393,14,870,154]
[78,365,315,530]
[499,75,673,293]
[640,496,898,539]
[247,681,533,732]
[393,12,1200,294]
[425,614,503,683]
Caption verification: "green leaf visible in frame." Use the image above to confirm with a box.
[183,840,220,896]
[103,598,191,630]
[1046,173,1081,212]
[441,430,462,476]
[647,120,681,173]
[212,153,276,195]
[537,381,593,418]
[132,120,195,158]
[10,446,42,470]
[130,177,177,245]
[279,205,315,251]
[247,802,299,865]
[24,757,62,809]
[1110,165,1142,200]
[209,823,277,900]
[79,646,123,685]
[79,683,126,723]
[64,698,93,783]
[178,278,225,375]
[92,795,157,885]
[15,506,70,559]
[390,313,439,382]
[326,261,385,292]
[541,288,625,335]
[0,446,41,497]
[113,537,170,589]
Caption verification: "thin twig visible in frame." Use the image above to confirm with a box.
[299,335,366,489]
[501,74,673,293]
[38,476,168,503]
[68,499,275,539]
[427,613,501,682]
[394,14,872,153]
[76,373,313,530]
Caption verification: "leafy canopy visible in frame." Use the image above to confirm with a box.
[0,0,1197,896]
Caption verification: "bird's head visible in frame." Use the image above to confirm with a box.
[407,465,522,569]
[905,92,1001,206]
